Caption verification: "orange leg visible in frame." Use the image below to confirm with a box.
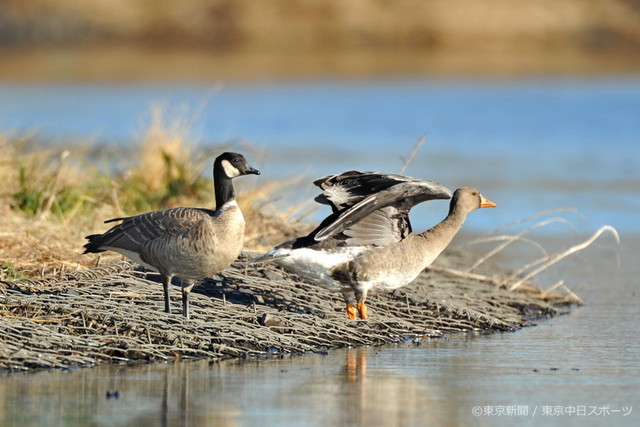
[356,302,368,320]
[346,304,358,320]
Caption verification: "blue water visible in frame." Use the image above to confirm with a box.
[0,78,638,234]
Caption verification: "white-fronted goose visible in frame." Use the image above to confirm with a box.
[253,171,495,320]
[83,152,260,319]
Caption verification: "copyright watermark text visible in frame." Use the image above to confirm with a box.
[472,405,633,417]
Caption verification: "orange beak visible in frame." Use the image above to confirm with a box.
[480,195,497,208]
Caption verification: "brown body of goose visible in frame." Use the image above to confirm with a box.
[253,171,495,320]
[83,152,260,319]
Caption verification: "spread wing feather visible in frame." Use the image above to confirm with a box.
[314,173,452,241]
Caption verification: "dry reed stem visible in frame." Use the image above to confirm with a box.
[507,225,620,291]
[489,208,582,235]
[427,264,500,285]
[450,210,617,304]
[427,263,584,305]
[542,280,565,296]
[559,283,585,306]
[38,150,70,219]
[461,216,580,271]
[464,235,548,272]
[397,134,426,174]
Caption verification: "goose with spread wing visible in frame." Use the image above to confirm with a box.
[252,171,495,320]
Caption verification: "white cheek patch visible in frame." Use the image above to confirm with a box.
[221,159,241,178]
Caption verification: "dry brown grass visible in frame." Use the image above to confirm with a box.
[134,103,197,193]
[0,105,305,280]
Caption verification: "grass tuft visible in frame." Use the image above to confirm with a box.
[1,263,25,281]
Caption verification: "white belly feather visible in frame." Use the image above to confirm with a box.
[271,246,366,292]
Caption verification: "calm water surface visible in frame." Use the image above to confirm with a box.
[0,77,638,426]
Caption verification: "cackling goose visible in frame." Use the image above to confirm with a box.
[83,152,260,319]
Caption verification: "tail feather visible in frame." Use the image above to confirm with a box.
[83,216,127,254]
[83,234,107,254]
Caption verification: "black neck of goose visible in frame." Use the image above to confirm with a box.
[214,168,235,211]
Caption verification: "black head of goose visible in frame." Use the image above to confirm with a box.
[252,172,495,320]
[83,152,260,319]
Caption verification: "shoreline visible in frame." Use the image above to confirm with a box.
[0,251,575,373]
[1,47,640,83]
